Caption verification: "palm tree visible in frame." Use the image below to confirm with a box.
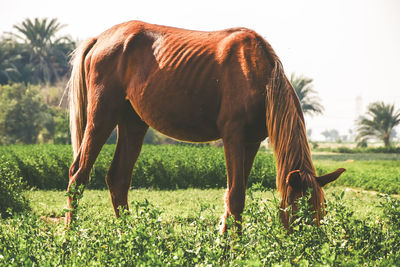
[10,18,74,84]
[290,73,324,116]
[0,39,21,84]
[356,102,400,147]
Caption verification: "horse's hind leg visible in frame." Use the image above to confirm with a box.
[66,87,125,224]
[106,104,148,217]
[220,139,260,233]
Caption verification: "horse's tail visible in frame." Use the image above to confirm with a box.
[265,59,315,194]
[68,38,97,158]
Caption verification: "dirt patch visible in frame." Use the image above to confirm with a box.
[41,216,64,224]
[344,187,399,197]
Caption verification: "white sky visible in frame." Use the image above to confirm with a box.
[2,0,400,140]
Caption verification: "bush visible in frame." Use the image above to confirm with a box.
[336,146,354,153]
[0,145,72,189]
[366,146,400,153]
[357,140,368,148]
[0,156,29,218]
[1,144,399,194]
[314,145,400,154]
[0,144,276,190]
[0,83,71,145]
[52,108,70,144]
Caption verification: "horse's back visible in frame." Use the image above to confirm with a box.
[91,20,270,73]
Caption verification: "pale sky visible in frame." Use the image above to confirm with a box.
[2,0,400,140]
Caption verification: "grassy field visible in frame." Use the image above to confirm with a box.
[26,186,389,222]
[1,145,400,265]
[312,152,400,194]
[1,186,399,265]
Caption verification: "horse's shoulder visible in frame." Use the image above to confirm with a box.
[89,21,151,59]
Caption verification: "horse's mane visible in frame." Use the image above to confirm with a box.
[265,57,324,221]
[265,60,315,190]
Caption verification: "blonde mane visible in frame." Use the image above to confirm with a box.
[265,61,325,223]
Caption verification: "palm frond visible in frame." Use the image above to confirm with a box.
[290,73,324,116]
[356,102,400,146]
[10,17,71,84]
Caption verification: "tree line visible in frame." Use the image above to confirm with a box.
[0,18,75,145]
[0,18,399,147]
[0,18,74,85]
[289,75,399,147]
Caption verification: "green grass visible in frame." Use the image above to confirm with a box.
[2,145,400,265]
[2,187,400,266]
[26,186,389,223]
[27,188,229,221]
[312,152,400,194]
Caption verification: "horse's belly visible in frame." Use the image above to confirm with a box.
[151,119,221,143]
[146,110,221,142]
[128,85,221,142]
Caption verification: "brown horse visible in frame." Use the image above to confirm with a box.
[66,21,345,231]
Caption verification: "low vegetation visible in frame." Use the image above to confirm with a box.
[0,144,276,190]
[315,145,400,154]
[0,83,70,145]
[1,187,399,265]
[0,156,29,218]
[1,144,399,194]
[316,160,400,194]
[1,144,399,265]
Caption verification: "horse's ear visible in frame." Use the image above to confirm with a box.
[286,170,302,188]
[317,168,346,187]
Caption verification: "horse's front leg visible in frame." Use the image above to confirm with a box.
[220,136,260,234]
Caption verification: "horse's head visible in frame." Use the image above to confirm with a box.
[280,168,346,228]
